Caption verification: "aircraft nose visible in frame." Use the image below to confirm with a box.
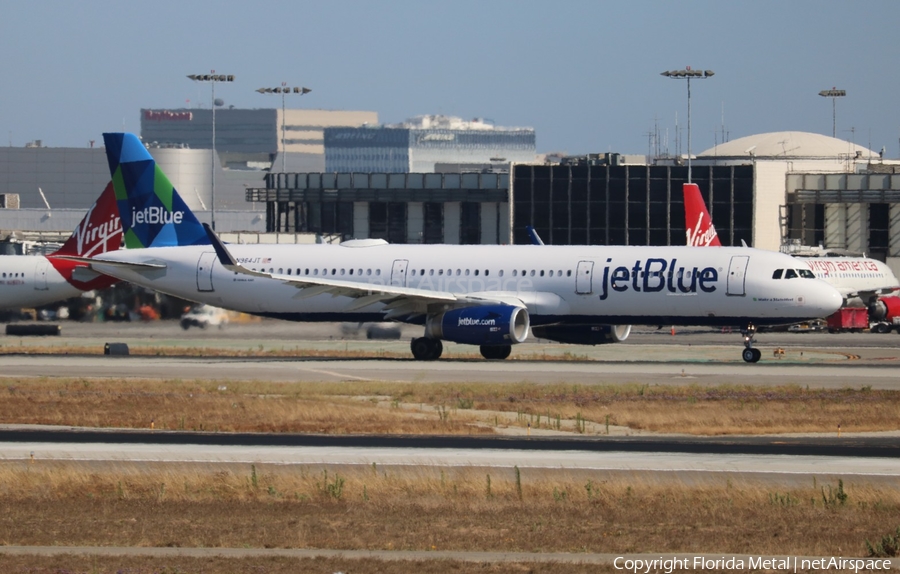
[812,282,843,316]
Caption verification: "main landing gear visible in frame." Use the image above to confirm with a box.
[480,345,511,360]
[411,337,443,361]
[410,339,513,361]
[741,324,762,363]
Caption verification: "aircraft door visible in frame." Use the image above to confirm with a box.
[33,258,49,291]
[727,255,750,296]
[390,259,409,287]
[196,252,217,292]
[575,260,593,295]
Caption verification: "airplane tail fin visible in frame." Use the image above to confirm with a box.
[683,183,722,247]
[52,181,123,257]
[103,132,210,248]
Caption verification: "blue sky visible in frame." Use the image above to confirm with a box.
[1,0,898,157]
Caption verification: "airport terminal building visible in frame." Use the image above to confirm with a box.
[324,115,536,173]
[2,122,900,276]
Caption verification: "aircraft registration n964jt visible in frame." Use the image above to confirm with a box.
[71,133,842,363]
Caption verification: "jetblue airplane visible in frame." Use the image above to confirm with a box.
[0,182,121,310]
[65,133,842,363]
[683,182,899,307]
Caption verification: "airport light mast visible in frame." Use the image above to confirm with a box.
[187,72,234,231]
[818,88,846,138]
[661,67,714,183]
[256,84,312,173]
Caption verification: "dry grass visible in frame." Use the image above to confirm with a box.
[0,378,490,434]
[1,378,898,435]
[0,461,896,557]
[0,555,607,574]
[427,382,900,435]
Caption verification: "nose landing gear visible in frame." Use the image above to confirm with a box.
[741,324,762,363]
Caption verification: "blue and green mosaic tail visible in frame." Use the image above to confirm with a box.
[103,132,210,248]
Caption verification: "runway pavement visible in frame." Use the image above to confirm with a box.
[2,320,900,385]
[0,349,898,387]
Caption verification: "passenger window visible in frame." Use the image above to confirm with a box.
[498,270,503,277]
[410,269,416,276]
[530,270,535,277]
[286,269,291,275]
[772,269,783,279]
[485,270,490,276]
[465,269,470,276]
[367,269,371,275]
[429,269,434,276]
[567,270,572,277]
[540,270,545,277]
[512,270,518,277]
[439,269,444,276]
[784,269,797,279]
[473,269,479,276]
[376,269,381,276]
[456,269,461,276]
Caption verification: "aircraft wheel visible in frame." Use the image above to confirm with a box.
[742,348,761,363]
[411,337,442,361]
[480,345,511,360]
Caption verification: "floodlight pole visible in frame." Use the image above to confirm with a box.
[819,88,846,138]
[661,68,714,183]
[256,85,312,173]
[187,71,234,231]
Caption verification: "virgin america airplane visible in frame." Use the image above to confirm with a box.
[0,182,121,310]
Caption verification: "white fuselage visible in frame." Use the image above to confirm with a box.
[90,243,842,328]
[0,256,81,310]
[796,256,898,305]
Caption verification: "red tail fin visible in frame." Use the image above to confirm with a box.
[46,181,122,291]
[52,181,122,257]
[683,183,722,247]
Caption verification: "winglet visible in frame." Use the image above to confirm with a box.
[202,223,239,270]
[525,225,545,246]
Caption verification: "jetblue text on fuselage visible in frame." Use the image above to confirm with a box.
[132,207,184,225]
[598,258,718,300]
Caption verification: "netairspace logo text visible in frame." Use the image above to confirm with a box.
[613,556,891,573]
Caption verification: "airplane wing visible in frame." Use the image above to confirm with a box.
[51,255,167,271]
[202,224,519,319]
[842,285,900,300]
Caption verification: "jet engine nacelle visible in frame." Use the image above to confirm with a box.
[426,305,530,346]
[869,296,900,322]
[531,324,631,345]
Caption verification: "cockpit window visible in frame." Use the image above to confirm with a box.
[772,269,783,280]
[784,269,798,279]
[798,269,815,279]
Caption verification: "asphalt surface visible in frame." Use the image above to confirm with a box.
[2,320,899,387]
